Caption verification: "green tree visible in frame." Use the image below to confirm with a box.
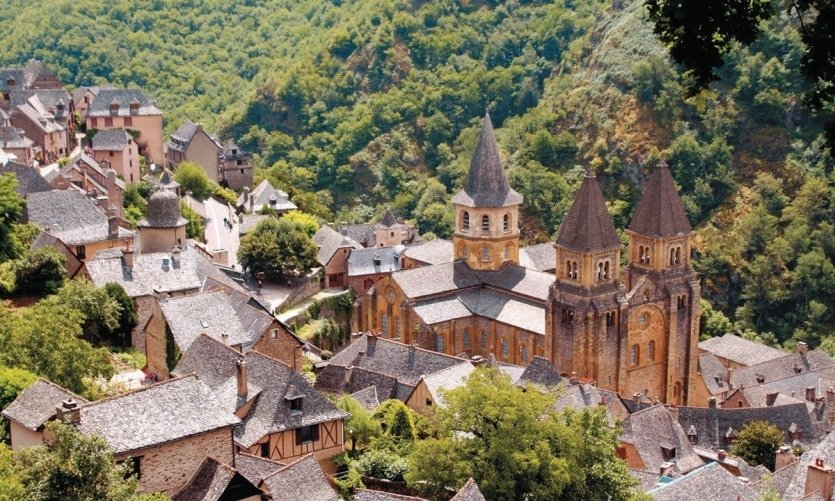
[238,218,318,279]
[103,283,138,347]
[0,173,26,261]
[173,162,213,200]
[47,280,120,343]
[180,201,205,240]
[16,422,142,501]
[13,247,66,297]
[282,210,320,238]
[0,365,38,441]
[388,404,417,441]
[405,368,639,500]
[336,394,381,452]
[731,420,785,471]
[0,444,25,501]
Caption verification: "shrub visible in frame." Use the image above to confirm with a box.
[354,449,409,481]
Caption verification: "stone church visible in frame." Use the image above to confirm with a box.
[358,112,700,405]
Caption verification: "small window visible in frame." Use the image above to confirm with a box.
[123,117,132,127]
[678,296,687,310]
[76,245,86,260]
[503,213,509,232]
[296,425,318,444]
[504,245,510,260]
[436,334,445,353]
[481,247,490,262]
[426,398,433,407]
[90,117,98,127]
[381,313,389,336]
[462,211,470,230]
[104,117,113,127]
[501,339,509,358]
[630,344,639,367]
[481,331,488,350]
[481,215,489,233]
[290,397,302,412]
[463,329,470,349]
[240,168,244,174]
[237,159,243,166]
[561,309,573,324]
[606,311,616,326]
[521,345,528,364]
[395,318,401,338]
[648,340,656,362]
[271,329,278,339]
[260,442,270,458]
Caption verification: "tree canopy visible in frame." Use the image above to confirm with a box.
[238,217,318,279]
[731,420,785,471]
[173,162,213,200]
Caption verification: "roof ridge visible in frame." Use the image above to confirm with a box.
[360,332,469,362]
[80,373,200,409]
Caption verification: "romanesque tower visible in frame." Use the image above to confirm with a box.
[451,112,523,271]
[625,160,700,405]
[550,168,625,390]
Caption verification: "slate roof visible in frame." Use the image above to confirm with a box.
[0,69,25,93]
[0,120,34,150]
[77,375,239,454]
[418,362,476,407]
[26,190,128,246]
[10,90,71,120]
[478,263,554,301]
[699,334,787,367]
[159,167,180,189]
[140,188,187,228]
[555,170,620,252]
[629,160,692,238]
[0,161,51,196]
[237,179,296,213]
[519,243,556,272]
[519,357,562,388]
[322,334,464,389]
[698,353,730,396]
[1,380,88,431]
[451,112,522,208]
[160,291,252,352]
[87,89,161,117]
[338,223,376,247]
[260,454,340,501]
[233,453,285,486]
[554,382,630,423]
[85,245,239,297]
[350,385,381,410]
[619,404,704,475]
[677,402,825,448]
[31,230,84,277]
[354,490,427,501]
[782,433,835,501]
[173,335,347,448]
[61,152,126,191]
[451,478,486,501]
[412,295,474,325]
[730,350,835,389]
[649,462,757,501]
[458,288,546,334]
[402,239,454,266]
[22,59,58,87]
[313,225,362,267]
[172,457,255,501]
[392,261,479,299]
[91,129,130,151]
[750,460,799,498]
[13,98,64,134]
[348,246,402,277]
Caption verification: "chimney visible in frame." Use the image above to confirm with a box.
[776,445,798,471]
[344,366,353,384]
[633,393,641,406]
[366,333,377,355]
[171,245,182,268]
[766,392,779,406]
[122,247,134,270]
[55,398,81,426]
[797,342,809,355]
[805,458,834,501]
[236,359,248,401]
[807,386,817,402]
[717,449,727,462]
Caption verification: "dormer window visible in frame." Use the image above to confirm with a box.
[289,397,302,413]
[661,446,676,460]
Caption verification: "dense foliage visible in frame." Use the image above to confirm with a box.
[731,420,785,471]
[0,366,37,441]
[238,217,318,279]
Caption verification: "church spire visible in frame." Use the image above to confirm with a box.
[629,160,692,238]
[451,112,523,208]
[555,168,620,253]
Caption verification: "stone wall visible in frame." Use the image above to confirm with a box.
[252,320,304,371]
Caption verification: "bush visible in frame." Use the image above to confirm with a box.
[14,248,66,296]
[354,448,409,481]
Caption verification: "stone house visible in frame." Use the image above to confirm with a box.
[72,86,110,120]
[1,379,88,451]
[166,121,253,190]
[0,60,62,109]
[56,152,126,218]
[173,335,348,470]
[236,179,296,214]
[617,404,704,476]
[90,129,141,183]
[347,245,403,296]
[0,109,35,164]
[9,91,68,162]
[171,456,264,501]
[86,89,164,165]
[313,225,362,288]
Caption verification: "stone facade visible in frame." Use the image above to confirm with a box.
[88,112,163,165]
[251,321,304,371]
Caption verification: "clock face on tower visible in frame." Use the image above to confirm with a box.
[386,287,396,303]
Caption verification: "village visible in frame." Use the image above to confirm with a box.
[2,59,835,501]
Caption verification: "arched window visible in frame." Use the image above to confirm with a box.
[504,245,510,260]
[604,261,610,279]
[501,339,509,358]
[481,331,488,350]
[570,261,578,280]
[503,214,510,232]
[482,215,490,233]
[463,329,471,349]
[648,340,656,362]
[436,334,445,353]
[395,318,401,338]
[565,261,572,278]
[381,313,389,336]
[596,262,604,282]
[675,247,681,264]
[462,211,470,230]
[639,246,645,263]
[630,344,639,366]
[481,247,490,261]
[521,345,529,364]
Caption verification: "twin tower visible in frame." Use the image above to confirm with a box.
[452,113,700,404]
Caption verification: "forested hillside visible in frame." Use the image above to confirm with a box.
[2,0,833,349]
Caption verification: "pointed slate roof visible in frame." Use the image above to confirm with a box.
[379,208,397,227]
[555,169,620,252]
[451,112,522,208]
[629,160,692,237]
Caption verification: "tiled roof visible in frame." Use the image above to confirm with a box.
[458,288,546,334]
[173,335,347,448]
[348,246,402,277]
[0,161,51,196]
[478,263,553,301]
[620,405,704,476]
[750,460,798,498]
[392,261,481,299]
[555,170,620,252]
[237,179,296,213]
[85,245,236,297]
[14,99,64,133]
[91,129,130,151]
[22,59,58,87]
[419,362,475,407]
[354,490,426,501]
[350,385,380,410]
[1,379,88,431]
[0,69,25,93]
[260,454,341,501]
[629,160,692,238]
[160,291,252,352]
[87,89,161,117]
[10,90,71,120]
[0,120,34,150]
[77,375,239,454]
[412,295,473,325]
[699,335,787,367]
[451,112,522,208]
[730,350,835,389]
[313,225,362,267]
[140,188,187,228]
[172,457,242,501]
[234,453,285,487]
[402,239,454,266]
[338,223,376,247]
[61,152,126,191]
[451,478,486,501]
[519,356,561,388]
[649,462,757,501]
[554,382,629,423]
[519,243,556,272]
[698,353,729,396]
[26,190,126,246]
[346,367,400,401]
